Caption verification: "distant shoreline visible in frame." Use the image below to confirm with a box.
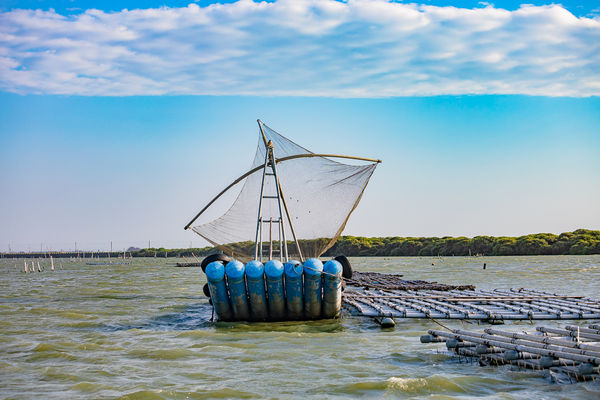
[2,229,598,258]
[324,229,600,257]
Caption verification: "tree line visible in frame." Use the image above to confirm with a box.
[323,229,600,257]
[134,229,599,258]
[8,230,596,259]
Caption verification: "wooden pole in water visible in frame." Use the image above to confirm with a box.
[24,260,28,273]
[50,256,54,271]
[37,261,41,272]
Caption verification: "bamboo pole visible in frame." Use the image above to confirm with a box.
[531,298,599,314]
[565,325,600,335]
[400,293,473,317]
[376,289,536,320]
[537,326,600,341]
[480,289,599,305]
[427,327,599,381]
[346,305,600,320]
[266,140,296,262]
[253,148,270,260]
[449,329,600,359]
[429,329,600,365]
[342,294,587,302]
[344,287,600,320]
[484,328,600,352]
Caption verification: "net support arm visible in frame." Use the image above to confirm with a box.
[184,153,381,230]
[278,153,381,164]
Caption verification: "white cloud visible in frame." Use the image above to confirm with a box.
[0,0,598,97]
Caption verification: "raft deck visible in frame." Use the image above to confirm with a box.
[343,286,600,321]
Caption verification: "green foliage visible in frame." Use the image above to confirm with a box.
[324,229,600,256]
[123,229,600,258]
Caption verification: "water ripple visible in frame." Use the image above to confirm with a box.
[1,256,599,399]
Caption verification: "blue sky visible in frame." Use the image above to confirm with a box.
[1,0,599,251]
[1,1,599,17]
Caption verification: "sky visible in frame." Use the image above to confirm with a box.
[0,0,599,251]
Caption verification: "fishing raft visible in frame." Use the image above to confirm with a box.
[184,120,600,327]
[185,120,380,321]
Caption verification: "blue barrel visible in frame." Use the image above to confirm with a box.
[284,260,304,319]
[264,260,285,320]
[225,260,250,321]
[322,260,342,318]
[205,261,232,321]
[303,258,323,319]
[245,260,268,321]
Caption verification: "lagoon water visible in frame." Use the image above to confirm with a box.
[1,256,599,399]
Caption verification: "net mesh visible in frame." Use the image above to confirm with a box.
[191,123,378,262]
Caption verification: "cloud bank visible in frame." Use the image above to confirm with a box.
[1,0,599,97]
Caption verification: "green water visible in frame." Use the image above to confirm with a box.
[1,256,599,399]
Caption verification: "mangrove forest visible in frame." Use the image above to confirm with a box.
[323,229,600,257]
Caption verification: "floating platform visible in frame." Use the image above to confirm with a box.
[422,324,600,383]
[202,261,600,323]
[203,258,343,322]
[343,287,600,321]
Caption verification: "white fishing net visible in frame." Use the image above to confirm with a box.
[189,122,378,261]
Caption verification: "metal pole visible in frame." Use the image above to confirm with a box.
[258,219,263,262]
[257,119,269,147]
[254,148,270,260]
[269,146,302,262]
[271,145,289,261]
[276,153,381,164]
[269,217,273,260]
[279,218,283,262]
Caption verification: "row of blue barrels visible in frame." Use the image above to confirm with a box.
[204,258,343,321]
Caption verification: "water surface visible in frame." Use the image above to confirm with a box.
[1,256,599,399]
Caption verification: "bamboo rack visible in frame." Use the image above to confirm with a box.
[421,324,600,383]
[342,287,600,321]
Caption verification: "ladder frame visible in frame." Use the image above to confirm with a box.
[254,120,304,263]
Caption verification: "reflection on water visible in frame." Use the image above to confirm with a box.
[0,256,599,399]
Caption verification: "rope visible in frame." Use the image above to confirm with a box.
[428,316,453,332]
[191,252,202,263]
[300,263,340,279]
